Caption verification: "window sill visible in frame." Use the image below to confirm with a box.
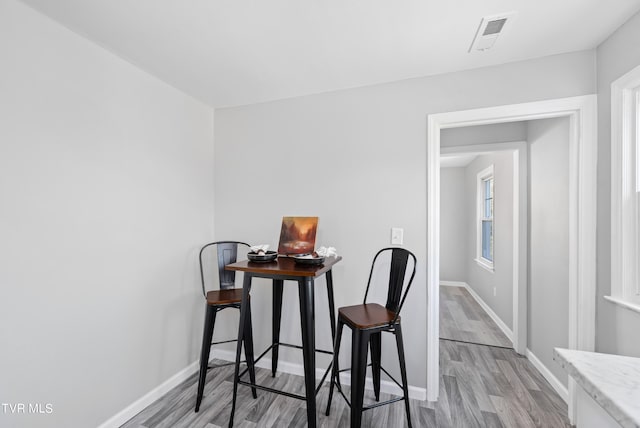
[604,295,640,315]
[475,258,494,273]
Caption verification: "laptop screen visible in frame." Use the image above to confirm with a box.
[277,216,318,255]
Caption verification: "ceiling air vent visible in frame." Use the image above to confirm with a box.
[469,12,516,52]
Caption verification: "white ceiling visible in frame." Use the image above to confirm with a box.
[19,0,640,108]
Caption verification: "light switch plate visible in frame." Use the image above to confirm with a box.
[391,227,404,245]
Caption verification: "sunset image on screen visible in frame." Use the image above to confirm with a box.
[277,217,318,255]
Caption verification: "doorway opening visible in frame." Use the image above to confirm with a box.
[439,141,524,352]
[426,95,597,425]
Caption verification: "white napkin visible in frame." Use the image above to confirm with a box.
[250,244,270,254]
[296,254,315,259]
[316,246,337,257]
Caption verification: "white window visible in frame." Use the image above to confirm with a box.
[476,165,494,272]
[609,64,640,312]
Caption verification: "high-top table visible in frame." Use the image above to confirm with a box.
[225,255,342,428]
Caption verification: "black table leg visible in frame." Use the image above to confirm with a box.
[243,299,258,399]
[370,332,382,401]
[272,279,284,377]
[228,274,252,428]
[325,270,336,342]
[325,318,344,416]
[298,277,316,428]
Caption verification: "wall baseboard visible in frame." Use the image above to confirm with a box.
[98,347,428,428]
[97,360,200,428]
[96,339,566,427]
[212,349,427,401]
[526,349,569,404]
[439,280,468,287]
[449,281,514,342]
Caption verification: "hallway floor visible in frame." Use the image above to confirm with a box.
[440,285,513,349]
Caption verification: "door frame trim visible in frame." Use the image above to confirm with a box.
[426,95,597,424]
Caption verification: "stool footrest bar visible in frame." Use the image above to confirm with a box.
[210,338,237,346]
[237,380,306,401]
[380,366,403,390]
[315,362,333,396]
[207,360,238,370]
[278,342,333,355]
[362,396,405,411]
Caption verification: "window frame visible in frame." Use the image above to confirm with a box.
[476,165,495,272]
[609,64,640,313]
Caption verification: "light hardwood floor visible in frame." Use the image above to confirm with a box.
[121,340,569,427]
[440,285,513,349]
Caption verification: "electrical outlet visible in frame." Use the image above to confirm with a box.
[493,287,497,297]
[391,227,404,245]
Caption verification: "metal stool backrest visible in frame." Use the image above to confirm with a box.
[199,241,250,296]
[363,247,417,325]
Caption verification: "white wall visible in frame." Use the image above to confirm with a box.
[441,122,527,148]
[596,10,640,358]
[0,1,215,427]
[439,167,467,281]
[214,50,596,390]
[527,117,570,387]
[464,152,515,329]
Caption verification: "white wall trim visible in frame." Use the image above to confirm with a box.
[212,349,427,401]
[460,282,514,342]
[474,257,495,273]
[98,344,428,428]
[427,113,441,401]
[526,349,569,404]
[476,164,495,270]
[440,280,468,287]
[511,147,525,357]
[611,63,640,307]
[97,360,200,428]
[98,349,427,428]
[603,295,640,315]
[427,95,598,420]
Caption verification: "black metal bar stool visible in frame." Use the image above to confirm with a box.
[325,247,417,428]
[194,241,257,412]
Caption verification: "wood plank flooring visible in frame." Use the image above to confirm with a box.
[121,341,569,427]
[440,286,512,349]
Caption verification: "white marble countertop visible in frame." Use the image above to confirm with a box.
[554,348,640,428]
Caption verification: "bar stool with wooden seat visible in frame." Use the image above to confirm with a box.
[325,247,417,428]
[194,241,257,412]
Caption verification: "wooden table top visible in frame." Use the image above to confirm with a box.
[225,255,342,278]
